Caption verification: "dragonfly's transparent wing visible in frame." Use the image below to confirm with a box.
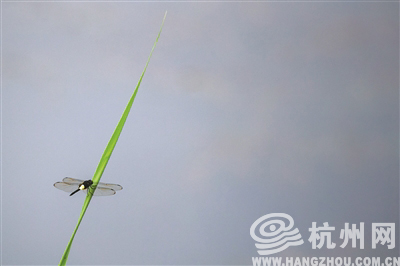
[54,182,79,193]
[55,177,121,196]
[97,182,123,191]
[84,187,116,196]
[62,177,84,184]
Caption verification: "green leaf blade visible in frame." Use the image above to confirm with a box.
[58,11,167,266]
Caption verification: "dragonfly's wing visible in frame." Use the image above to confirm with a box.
[56,178,121,196]
[84,187,116,196]
[62,177,84,184]
[97,182,123,191]
[54,182,79,193]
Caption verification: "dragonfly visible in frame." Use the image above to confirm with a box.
[54,177,123,196]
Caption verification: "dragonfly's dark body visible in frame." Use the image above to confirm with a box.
[69,180,93,196]
[54,177,122,196]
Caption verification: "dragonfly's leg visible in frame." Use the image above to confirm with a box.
[88,186,96,196]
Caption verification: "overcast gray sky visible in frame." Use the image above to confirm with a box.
[2,2,399,265]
